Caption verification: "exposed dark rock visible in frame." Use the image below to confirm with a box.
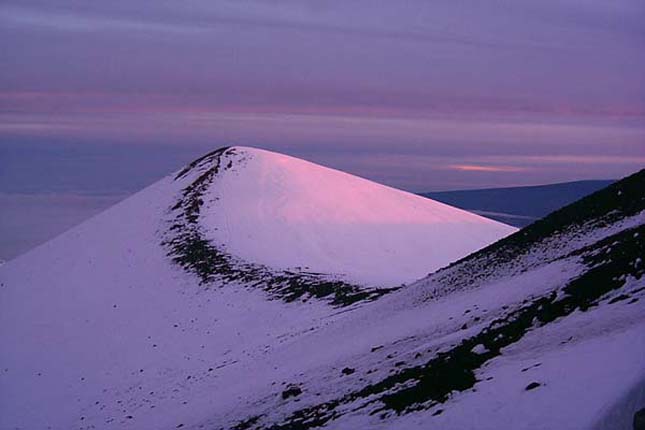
[634,408,645,430]
[281,385,303,400]
[525,382,541,391]
[609,294,630,304]
[232,415,262,430]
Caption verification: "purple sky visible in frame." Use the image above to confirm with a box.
[1,0,644,190]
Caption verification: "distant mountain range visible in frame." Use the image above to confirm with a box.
[421,180,615,227]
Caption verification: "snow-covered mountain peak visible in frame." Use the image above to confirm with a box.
[170,146,516,288]
[215,146,482,225]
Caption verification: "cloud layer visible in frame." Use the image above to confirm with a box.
[1,0,644,190]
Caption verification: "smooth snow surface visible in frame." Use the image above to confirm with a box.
[202,147,516,285]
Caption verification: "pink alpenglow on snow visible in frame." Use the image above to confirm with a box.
[200,147,517,286]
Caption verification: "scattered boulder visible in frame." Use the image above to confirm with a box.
[525,382,541,391]
[281,384,302,399]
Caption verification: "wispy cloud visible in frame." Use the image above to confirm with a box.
[0,5,199,34]
[0,3,580,52]
[1,0,644,192]
[448,164,528,173]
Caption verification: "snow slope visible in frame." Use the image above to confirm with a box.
[0,148,642,430]
[0,146,514,430]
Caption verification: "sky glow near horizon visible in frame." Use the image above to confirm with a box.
[1,0,644,191]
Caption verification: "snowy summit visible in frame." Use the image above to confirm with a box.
[187,146,516,286]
